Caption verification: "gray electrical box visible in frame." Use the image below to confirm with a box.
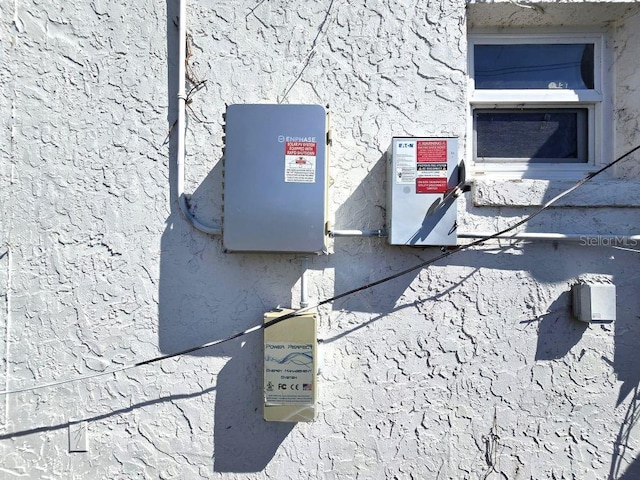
[223,104,329,254]
[386,137,459,246]
[572,281,616,323]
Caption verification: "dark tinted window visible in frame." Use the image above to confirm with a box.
[474,44,594,89]
[474,109,588,163]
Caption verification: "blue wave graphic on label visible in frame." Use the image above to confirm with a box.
[265,352,313,368]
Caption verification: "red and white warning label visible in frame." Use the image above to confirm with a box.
[395,140,449,193]
[285,141,317,183]
[416,140,448,193]
[416,177,448,194]
[417,140,447,163]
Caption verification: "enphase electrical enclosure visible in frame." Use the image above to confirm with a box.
[386,137,459,246]
[223,104,329,254]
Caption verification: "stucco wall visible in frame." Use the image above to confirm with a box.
[1,0,639,478]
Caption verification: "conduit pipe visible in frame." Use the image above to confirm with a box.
[177,0,222,235]
[328,229,640,245]
[300,256,309,309]
[457,232,640,244]
[330,229,387,237]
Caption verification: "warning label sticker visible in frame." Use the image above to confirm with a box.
[264,342,314,405]
[285,142,316,183]
[417,140,448,163]
[416,177,448,194]
[395,139,450,193]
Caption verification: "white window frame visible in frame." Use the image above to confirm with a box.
[468,32,610,179]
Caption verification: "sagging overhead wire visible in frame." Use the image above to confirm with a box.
[1,143,639,397]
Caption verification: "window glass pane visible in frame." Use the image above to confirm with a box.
[475,109,588,163]
[474,44,594,89]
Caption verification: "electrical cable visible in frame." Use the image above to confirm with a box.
[1,143,639,397]
[610,245,640,254]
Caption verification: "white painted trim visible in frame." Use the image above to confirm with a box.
[471,90,602,104]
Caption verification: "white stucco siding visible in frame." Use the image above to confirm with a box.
[1,1,639,478]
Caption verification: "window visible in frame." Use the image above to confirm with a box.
[474,108,588,163]
[468,33,608,178]
[474,43,595,90]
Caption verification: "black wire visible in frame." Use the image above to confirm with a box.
[2,143,639,396]
[476,61,582,77]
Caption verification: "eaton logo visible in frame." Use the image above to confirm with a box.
[398,143,414,148]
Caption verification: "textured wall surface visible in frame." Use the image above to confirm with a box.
[1,0,640,478]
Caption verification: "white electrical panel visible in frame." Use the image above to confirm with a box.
[386,137,459,246]
[223,104,329,254]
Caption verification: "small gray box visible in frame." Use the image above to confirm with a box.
[572,282,616,323]
[223,104,329,253]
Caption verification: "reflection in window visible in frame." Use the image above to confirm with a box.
[474,44,594,90]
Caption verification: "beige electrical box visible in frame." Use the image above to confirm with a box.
[263,308,317,422]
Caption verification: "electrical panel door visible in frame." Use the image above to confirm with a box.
[223,104,329,254]
[386,137,459,246]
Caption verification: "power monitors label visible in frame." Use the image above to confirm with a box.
[285,141,317,183]
[416,140,448,194]
[264,342,314,405]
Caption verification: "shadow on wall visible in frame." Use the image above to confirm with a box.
[331,153,421,314]
[610,272,640,408]
[484,104,640,417]
[331,151,459,314]
[159,6,640,470]
[610,275,640,479]
[611,387,640,479]
[531,291,587,361]
[448,239,640,477]
[0,387,217,441]
[163,1,294,472]
[321,267,480,344]
[445,243,593,359]
[450,210,640,478]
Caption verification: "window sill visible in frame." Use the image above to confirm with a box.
[472,178,640,207]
